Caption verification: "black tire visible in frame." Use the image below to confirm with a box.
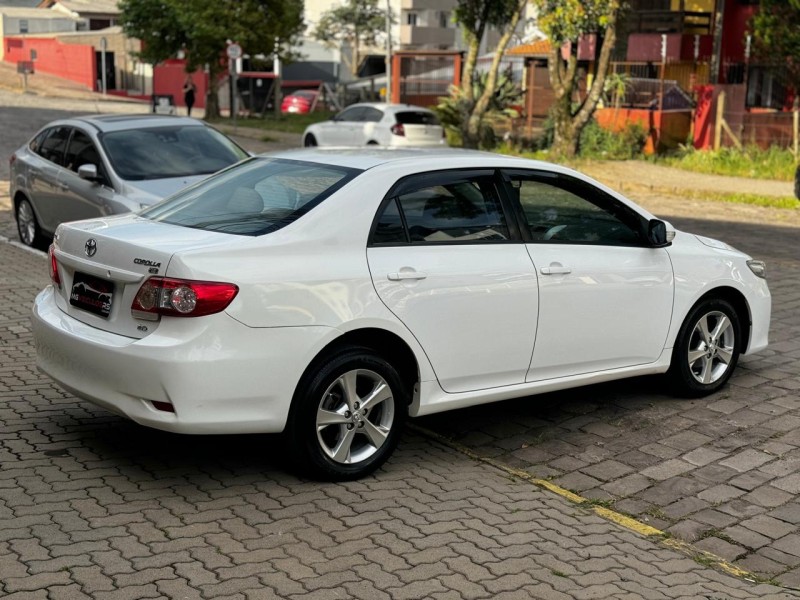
[285,346,408,481]
[367,140,379,145]
[304,134,317,147]
[668,297,741,397]
[794,164,800,201]
[16,198,48,250]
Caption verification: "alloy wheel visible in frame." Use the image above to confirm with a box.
[17,200,37,246]
[315,368,395,465]
[687,310,735,385]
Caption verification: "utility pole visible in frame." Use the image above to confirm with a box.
[385,0,392,103]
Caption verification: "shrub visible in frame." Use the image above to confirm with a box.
[577,120,647,159]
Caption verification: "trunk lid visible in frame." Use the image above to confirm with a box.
[403,123,445,144]
[53,214,237,338]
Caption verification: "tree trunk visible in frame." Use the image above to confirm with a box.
[465,0,527,148]
[206,62,220,119]
[546,7,620,158]
[461,30,482,104]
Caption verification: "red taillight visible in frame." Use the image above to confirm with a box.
[390,123,405,136]
[48,244,61,288]
[9,154,16,168]
[131,277,238,318]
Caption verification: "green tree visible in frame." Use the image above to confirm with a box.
[453,0,528,148]
[533,0,621,157]
[751,0,800,82]
[120,0,304,118]
[313,0,389,77]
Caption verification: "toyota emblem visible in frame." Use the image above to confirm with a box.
[85,238,97,257]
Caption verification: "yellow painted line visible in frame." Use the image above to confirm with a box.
[409,423,773,588]
[593,506,663,537]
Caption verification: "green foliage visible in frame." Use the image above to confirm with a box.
[120,0,303,72]
[577,120,646,160]
[533,0,620,43]
[314,0,389,74]
[434,70,523,149]
[752,0,800,80]
[661,146,796,181]
[454,0,522,36]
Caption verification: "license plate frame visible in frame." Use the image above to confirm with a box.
[70,271,114,318]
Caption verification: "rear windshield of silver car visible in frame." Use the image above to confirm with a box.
[100,125,248,180]
[140,157,361,236]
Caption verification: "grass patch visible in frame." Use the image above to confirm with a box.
[659,145,796,181]
[683,189,800,210]
[207,111,335,135]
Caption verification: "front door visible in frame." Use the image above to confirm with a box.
[367,169,539,393]
[503,171,674,381]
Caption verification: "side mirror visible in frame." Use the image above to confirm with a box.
[77,163,99,182]
[647,218,671,247]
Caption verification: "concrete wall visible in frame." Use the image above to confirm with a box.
[4,35,95,89]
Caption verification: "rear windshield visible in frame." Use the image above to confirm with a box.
[395,111,440,125]
[140,157,361,236]
[101,125,248,181]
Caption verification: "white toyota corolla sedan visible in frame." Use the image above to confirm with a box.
[32,149,770,480]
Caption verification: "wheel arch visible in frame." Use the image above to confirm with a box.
[294,327,421,410]
[685,285,752,353]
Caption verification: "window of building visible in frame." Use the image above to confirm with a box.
[406,12,418,26]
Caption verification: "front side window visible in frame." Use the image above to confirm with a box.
[509,176,643,245]
[335,107,364,122]
[64,130,101,173]
[37,126,71,166]
[372,172,509,244]
[100,125,248,181]
[141,158,360,236]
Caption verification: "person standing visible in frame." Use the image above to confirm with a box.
[183,75,197,117]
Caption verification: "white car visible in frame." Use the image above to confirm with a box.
[302,103,446,148]
[32,149,770,480]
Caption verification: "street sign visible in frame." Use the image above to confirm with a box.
[226,43,242,60]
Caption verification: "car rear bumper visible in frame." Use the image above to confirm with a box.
[32,286,337,434]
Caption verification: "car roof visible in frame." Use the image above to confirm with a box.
[264,147,563,172]
[65,114,205,133]
[345,102,436,113]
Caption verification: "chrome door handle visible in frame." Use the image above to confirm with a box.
[540,265,571,275]
[388,271,428,281]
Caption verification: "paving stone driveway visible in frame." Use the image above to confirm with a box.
[2,179,800,597]
[0,232,797,600]
[419,212,800,587]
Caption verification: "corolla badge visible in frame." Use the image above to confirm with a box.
[84,238,97,257]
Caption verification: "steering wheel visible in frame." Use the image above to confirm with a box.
[543,224,568,241]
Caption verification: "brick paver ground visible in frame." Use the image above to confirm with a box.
[419,204,800,587]
[0,234,797,598]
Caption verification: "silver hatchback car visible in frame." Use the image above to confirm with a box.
[10,114,249,249]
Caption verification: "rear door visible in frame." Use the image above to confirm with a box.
[367,169,538,393]
[29,126,71,233]
[317,106,364,145]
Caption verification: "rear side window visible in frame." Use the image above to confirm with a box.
[141,158,361,236]
[37,126,71,166]
[100,125,248,181]
[372,171,509,244]
[395,111,440,125]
